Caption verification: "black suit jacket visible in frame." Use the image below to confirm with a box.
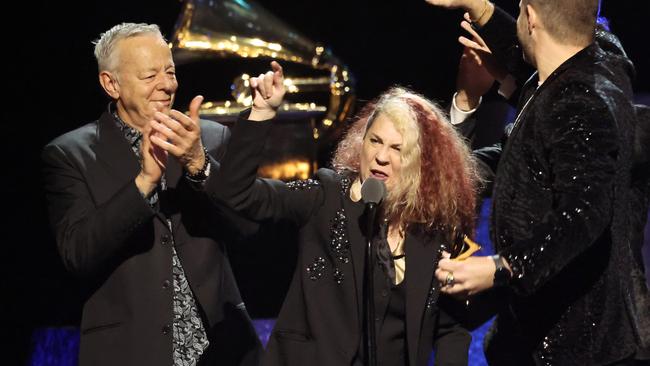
[472,8,650,365]
[208,118,471,366]
[42,108,261,366]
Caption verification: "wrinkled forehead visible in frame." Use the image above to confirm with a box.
[114,34,173,68]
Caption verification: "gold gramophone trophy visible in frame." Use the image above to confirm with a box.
[170,0,356,180]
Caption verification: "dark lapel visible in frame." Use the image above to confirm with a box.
[92,110,142,194]
[92,109,173,226]
[162,156,183,231]
[404,227,440,365]
[340,181,365,331]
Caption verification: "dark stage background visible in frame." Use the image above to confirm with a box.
[5,0,649,364]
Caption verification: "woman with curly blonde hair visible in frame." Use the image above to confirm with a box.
[209,62,481,366]
[332,87,479,236]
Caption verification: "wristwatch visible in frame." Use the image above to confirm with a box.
[185,147,211,183]
[491,254,511,287]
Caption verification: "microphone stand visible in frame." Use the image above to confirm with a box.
[364,202,378,366]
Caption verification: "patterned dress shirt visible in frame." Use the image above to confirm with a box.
[112,105,209,366]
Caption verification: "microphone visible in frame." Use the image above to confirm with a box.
[360,177,385,366]
[361,177,386,208]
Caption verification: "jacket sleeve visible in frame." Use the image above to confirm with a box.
[473,143,502,198]
[205,115,325,227]
[500,84,621,294]
[449,104,499,197]
[478,6,536,103]
[42,143,154,278]
[452,108,479,142]
[196,120,261,241]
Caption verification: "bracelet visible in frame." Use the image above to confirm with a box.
[185,146,210,182]
[472,0,489,24]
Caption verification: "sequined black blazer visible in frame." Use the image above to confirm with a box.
[209,117,471,366]
[472,8,650,365]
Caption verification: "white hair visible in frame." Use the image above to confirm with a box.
[93,23,164,72]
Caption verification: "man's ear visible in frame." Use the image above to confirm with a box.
[526,4,538,34]
[99,71,120,99]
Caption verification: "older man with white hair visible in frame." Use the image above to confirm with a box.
[42,23,261,366]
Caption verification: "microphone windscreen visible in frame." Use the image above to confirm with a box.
[361,177,386,205]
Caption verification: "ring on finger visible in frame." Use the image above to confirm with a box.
[445,271,455,287]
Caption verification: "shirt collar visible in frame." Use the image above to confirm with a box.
[109,103,142,149]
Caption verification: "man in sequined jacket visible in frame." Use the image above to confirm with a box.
[426,0,650,365]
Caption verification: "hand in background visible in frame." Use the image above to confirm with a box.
[459,14,507,82]
[249,61,285,121]
[456,46,495,111]
[454,14,509,111]
[424,0,474,10]
[424,0,492,25]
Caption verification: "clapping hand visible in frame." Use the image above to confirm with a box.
[149,95,208,176]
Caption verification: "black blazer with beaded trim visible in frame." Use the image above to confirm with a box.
[208,117,471,366]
